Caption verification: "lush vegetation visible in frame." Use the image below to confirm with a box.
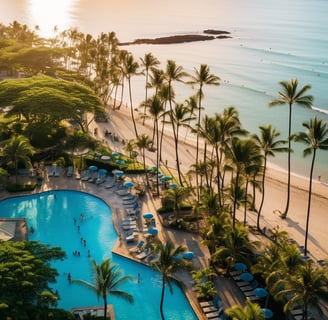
[1,21,328,319]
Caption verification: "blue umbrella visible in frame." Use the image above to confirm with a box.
[112,152,120,157]
[240,272,253,282]
[88,165,98,171]
[183,251,195,260]
[116,159,126,165]
[148,227,158,236]
[98,169,108,175]
[261,308,273,319]
[112,169,124,176]
[173,254,183,261]
[234,262,247,271]
[123,181,134,188]
[143,212,154,219]
[254,287,268,298]
[170,183,178,189]
[161,175,173,181]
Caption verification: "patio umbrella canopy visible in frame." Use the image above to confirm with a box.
[98,169,108,175]
[143,213,154,219]
[123,181,134,188]
[161,175,173,181]
[240,272,254,282]
[183,251,195,260]
[88,165,98,171]
[261,308,273,319]
[234,262,247,271]
[170,183,178,189]
[112,169,124,176]
[254,287,268,298]
[100,155,110,161]
[147,227,158,236]
[112,152,120,157]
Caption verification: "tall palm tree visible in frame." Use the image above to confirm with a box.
[253,125,288,230]
[269,79,313,218]
[123,52,140,138]
[188,64,220,201]
[164,60,188,172]
[274,261,328,320]
[72,258,133,320]
[135,134,152,187]
[167,103,195,185]
[140,53,160,125]
[151,239,186,320]
[1,135,34,184]
[225,300,265,320]
[292,116,328,255]
[226,137,261,229]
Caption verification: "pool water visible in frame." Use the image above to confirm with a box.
[0,190,197,320]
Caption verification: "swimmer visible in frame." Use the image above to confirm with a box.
[29,226,35,234]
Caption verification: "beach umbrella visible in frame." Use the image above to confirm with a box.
[148,227,158,236]
[173,254,183,261]
[234,262,247,271]
[170,183,178,189]
[261,308,273,319]
[161,175,173,181]
[112,151,120,157]
[116,159,126,165]
[183,251,195,260]
[240,272,253,282]
[98,169,108,175]
[150,166,158,171]
[88,165,98,171]
[123,181,134,188]
[100,155,110,161]
[254,287,268,298]
[143,212,154,219]
[112,169,124,176]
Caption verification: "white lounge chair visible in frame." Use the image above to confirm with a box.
[48,166,55,176]
[54,166,61,177]
[136,248,151,260]
[129,240,145,253]
[67,166,73,177]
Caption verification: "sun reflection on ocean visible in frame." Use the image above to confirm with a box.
[27,0,78,38]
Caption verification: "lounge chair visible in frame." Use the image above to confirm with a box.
[205,310,222,319]
[129,240,145,253]
[203,306,219,313]
[54,166,61,177]
[81,170,91,181]
[229,270,241,277]
[122,224,137,231]
[48,166,55,176]
[136,248,151,260]
[67,166,73,177]
[200,301,215,308]
[239,280,259,292]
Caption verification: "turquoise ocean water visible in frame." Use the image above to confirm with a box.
[1,0,328,179]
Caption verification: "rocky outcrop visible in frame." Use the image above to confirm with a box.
[119,29,231,46]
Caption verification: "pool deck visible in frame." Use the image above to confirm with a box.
[0,172,247,320]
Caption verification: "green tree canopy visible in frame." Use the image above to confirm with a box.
[0,240,66,319]
[0,76,103,131]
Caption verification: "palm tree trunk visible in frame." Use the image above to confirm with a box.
[282,103,292,218]
[304,150,316,256]
[257,158,267,231]
[232,171,240,229]
[103,296,108,320]
[160,278,166,320]
[243,180,249,226]
[174,125,184,186]
[128,77,138,138]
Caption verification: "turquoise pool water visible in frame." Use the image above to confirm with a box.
[0,190,196,320]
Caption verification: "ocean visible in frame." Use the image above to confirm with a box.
[1,0,328,179]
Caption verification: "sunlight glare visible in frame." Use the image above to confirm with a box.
[27,0,77,38]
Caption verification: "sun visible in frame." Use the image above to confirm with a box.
[27,0,78,38]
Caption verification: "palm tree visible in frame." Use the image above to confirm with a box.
[72,258,133,320]
[269,79,313,218]
[140,53,160,125]
[1,135,34,184]
[123,52,140,138]
[274,261,328,320]
[135,134,152,187]
[151,239,186,320]
[168,102,196,185]
[253,125,288,230]
[292,116,328,255]
[226,137,261,228]
[188,64,220,201]
[225,300,265,320]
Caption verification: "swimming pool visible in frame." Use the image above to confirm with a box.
[0,190,197,320]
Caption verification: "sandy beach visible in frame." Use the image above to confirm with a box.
[92,104,328,261]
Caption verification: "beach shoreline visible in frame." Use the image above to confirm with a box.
[94,103,328,261]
